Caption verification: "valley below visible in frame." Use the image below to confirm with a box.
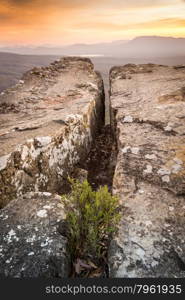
[1,51,185,94]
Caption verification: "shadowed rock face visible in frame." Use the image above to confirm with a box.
[0,192,69,278]
[109,64,185,278]
[0,57,104,207]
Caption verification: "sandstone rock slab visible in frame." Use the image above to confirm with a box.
[109,64,185,278]
[0,57,104,207]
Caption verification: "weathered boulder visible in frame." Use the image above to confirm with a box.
[109,64,185,277]
[0,192,69,277]
[0,57,104,207]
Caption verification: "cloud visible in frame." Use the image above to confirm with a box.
[0,14,11,21]
[137,18,185,29]
[8,0,33,4]
[1,0,181,18]
[75,18,185,32]
[3,0,180,9]
[5,0,89,9]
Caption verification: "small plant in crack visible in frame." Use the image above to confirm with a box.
[61,178,121,277]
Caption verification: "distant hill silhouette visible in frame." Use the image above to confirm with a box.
[0,36,185,56]
[124,36,185,56]
[0,36,185,93]
[0,40,128,56]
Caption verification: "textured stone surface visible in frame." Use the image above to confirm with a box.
[109,64,185,278]
[0,192,69,277]
[0,57,104,207]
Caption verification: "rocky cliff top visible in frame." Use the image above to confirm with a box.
[109,63,185,278]
[0,57,105,277]
[110,63,185,195]
[0,57,101,157]
[1,61,185,278]
[0,57,104,208]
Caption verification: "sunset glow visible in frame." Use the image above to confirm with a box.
[0,0,185,45]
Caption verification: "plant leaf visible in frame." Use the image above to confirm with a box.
[88,260,98,269]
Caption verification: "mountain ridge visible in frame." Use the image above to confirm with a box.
[1,36,185,56]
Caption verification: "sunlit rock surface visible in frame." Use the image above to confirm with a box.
[0,57,104,207]
[109,64,185,278]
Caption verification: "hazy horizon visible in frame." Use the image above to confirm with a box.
[0,35,185,58]
[0,35,185,48]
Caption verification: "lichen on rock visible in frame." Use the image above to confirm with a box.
[0,192,69,277]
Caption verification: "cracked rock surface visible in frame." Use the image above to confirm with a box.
[109,64,185,278]
[0,57,104,207]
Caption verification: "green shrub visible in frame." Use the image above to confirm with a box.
[61,178,120,261]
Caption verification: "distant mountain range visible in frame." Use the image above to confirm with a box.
[0,40,128,56]
[1,36,185,57]
[0,36,185,93]
[123,36,185,57]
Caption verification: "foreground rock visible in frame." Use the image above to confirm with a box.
[0,192,68,277]
[109,64,185,277]
[0,57,104,207]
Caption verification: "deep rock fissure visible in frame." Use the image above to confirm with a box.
[65,78,118,277]
[75,126,117,278]
[79,125,117,192]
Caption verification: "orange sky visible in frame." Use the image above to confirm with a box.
[0,0,185,45]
